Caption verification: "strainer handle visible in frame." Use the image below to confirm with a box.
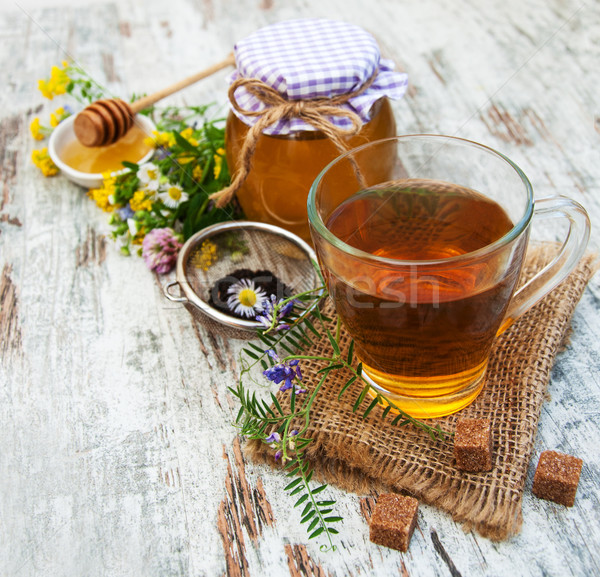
[163,281,188,303]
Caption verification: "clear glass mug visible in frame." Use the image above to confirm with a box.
[307,135,590,418]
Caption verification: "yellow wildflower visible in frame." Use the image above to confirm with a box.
[192,239,218,271]
[30,117,44,140]
[31,148,58,177]
[180,127,199,147]
[87,173,118,212]
[129,190,153,212]
[49,106,67,127]
[38,79,53,99]
[143,130,176,148]
[192,164,203,181]
[38,64,70,100]
[131,227,146,245]
[88,187,114,212]
[213,147,225,179]
[177,154,195,165]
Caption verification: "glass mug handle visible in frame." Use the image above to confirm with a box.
[499,195,591,334]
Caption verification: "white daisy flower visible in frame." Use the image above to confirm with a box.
[127,217,139,236]
[226,279,268,318]
[137,162,160,192]
[158,183,189,209]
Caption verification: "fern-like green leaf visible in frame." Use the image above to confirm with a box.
[353,384,370,412]
[362,396,380,419]
[347,340,355,363]
[307,518,320,533]
[285,478,302,491]
[303,318,321,338]
[295,494,309,508]
[311,484,327,495]
[243,348,259,360]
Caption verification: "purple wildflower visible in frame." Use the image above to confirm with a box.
[118,204,135,221]
[274,449,283,461]
[255,295,296,332]
[141,227,182,274]
[265,432,281,445]
[155,147,172,161]
[263,349,305,394]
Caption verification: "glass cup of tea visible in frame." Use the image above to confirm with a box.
[307,135,590,418]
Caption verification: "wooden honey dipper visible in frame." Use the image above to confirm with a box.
[74,54,235,147]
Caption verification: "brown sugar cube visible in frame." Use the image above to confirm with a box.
[369,493,419,552]
[454,417,493,472]
[532,450,583,507]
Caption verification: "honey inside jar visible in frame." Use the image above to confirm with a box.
[226,98,396,243]
[60,124,153,174]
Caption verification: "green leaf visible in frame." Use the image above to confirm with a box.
[317,363,344,375]
[270,393,284,416]
[301,502,312,516]
[353,385,371,412]
[258,332,276,347]
[279,342,294,355]
[296,437,312,449]
[326,528,340,535]
[301,510,316,524]
[249,342,265,353]
[235,406,244,423]
[173,129,200,153]
[295,494,309,508]
[289,485,304,496]
[362,396,380,419]
[326,329,341,356]
[307,518,320,533]
[295,326,314,347]
[285,334,302,350]
[316,500,335,507]
[338,376,357,399]
[284,478,302,491]
[243,348,259,360]
[311,484,327,495]
[324,516,343,523]
[121,160,139,171]
[309,527,325,539]
[261,401,276,418]
[303,318,321,338]
[347,340,355,363]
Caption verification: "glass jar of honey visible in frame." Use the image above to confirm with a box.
[226,98,396,242]
[222,19,408,243]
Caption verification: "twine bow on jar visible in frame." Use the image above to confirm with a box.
[210,69,378,207]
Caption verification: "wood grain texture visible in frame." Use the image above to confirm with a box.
[0,0,599,576]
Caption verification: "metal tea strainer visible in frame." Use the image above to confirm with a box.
[163,221,321,338]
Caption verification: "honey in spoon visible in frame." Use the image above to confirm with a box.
[60,124,153,174]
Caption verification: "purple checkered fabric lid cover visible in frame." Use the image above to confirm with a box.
[229,19,408,135]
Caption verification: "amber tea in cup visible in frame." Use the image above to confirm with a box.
[308,135,590,418]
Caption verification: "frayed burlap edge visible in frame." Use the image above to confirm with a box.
[245,246,598,541]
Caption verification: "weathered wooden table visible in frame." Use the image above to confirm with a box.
[1,0,599,575]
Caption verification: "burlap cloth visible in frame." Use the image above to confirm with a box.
[245,244,597,541]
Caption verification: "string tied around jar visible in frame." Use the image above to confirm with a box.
[210,67,379,207]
